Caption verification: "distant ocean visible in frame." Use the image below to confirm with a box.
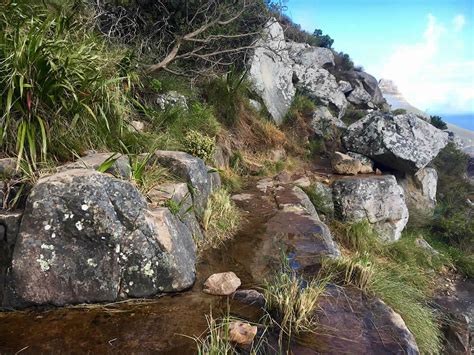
[438,113,474,131]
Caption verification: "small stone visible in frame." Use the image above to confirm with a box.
[232,289,265,308]
[203,272,241,296]
[375,168,382,175]
[331,152,362,175]
[229,321,258,346]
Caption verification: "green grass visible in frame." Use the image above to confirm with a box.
[0,2,135,168]
[263,256,328,337]
[192,312,269,355]
[201,188,242,250]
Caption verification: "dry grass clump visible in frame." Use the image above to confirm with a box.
[201,188,242,250]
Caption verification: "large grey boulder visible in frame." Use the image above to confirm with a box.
[399,168,438,215]
[295,68,348,118]
[249,20,295,124]
[347,81,372,106]
[338,80,353,94]
[333,175,409,242]
[343,113,449,173]
[287,41,334,69]
[311,106,346,137]
[10,169,196,306]
[331,151,373,175]
[356,71,385,105]
[153,151,219,217]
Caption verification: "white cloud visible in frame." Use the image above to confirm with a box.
[375,14,474,114]
[453,14,466,32]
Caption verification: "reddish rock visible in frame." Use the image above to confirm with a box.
[203,272,241,296]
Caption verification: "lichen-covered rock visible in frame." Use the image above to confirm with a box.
[355,71,385,105]
[338,80,353,94]
[287,41,334,68]
[311,106,346,137]
[0,158,17,178]
[346,151,374,171]
[275,185,319,219]
[148,182,203,241]
[343,113,449,173]
[332,175,409,241]
[156,91,188,110]
[153,151,218,217]
[313,182,335,215]
[10,169,196,306]
[295,68,348,118]
[248,20,295,124]
[59,152,131,178]
[347,81,372,106]
[331,151,373,175]
[399,167,438,216]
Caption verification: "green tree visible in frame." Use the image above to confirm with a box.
[430,115,448,130]
[312,28,334,48]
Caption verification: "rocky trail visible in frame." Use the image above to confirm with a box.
[0,173,420,354]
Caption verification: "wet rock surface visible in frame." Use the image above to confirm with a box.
[343,112,449,173]
[333,175,409,241]
[300,285,419,354]
[9,169,196,307]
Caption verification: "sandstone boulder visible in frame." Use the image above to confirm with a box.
[229,321,258,346]
[343,113,449,173]
[331,152,373,175]
[249,20,295,124]
[153,151,219,217]
[10,170,196,306]
[332,175,409,241]
[203,272,241,296]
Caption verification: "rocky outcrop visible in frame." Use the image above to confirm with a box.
[311,107,346,137]
[156,91,188,111]
[347,81,372,106]
[333,175,409,241]
[355,71,385,105]
[248,20,295,124]
[343,112,449,173]
[153,151,220,217]
[331,151,373,175]
[287,41,334,68]
[399,167,438,215]
[10,170,196,306]
[338,80,352,94]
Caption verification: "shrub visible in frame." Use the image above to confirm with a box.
[182,130,216,162]
[201,188,241,249]
[391,108,407,115]
[0,2,134,167]
[430,115,448,130]
[342,106,366,125]
[321,252,374,291]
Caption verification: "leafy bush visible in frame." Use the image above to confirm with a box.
[0,2,133,167]
[182,130,216,162]
[430,115,448,130]
[391,108,407,115]
[342,106,366,125]
[312,29,334,48]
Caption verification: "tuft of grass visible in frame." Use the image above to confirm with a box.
[201,189,241,250]
[192,312,269,355]
[303,184,334,217]
[330,220,381,254]
[263,256,327,336]
[219,168,243,193]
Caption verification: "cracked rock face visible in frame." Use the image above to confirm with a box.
[343,112,449,173]
[399,167,438,216]
[332,175,409,242]
[10,169,196,306]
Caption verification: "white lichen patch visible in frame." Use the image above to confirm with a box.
[75,221,83,231]
[115,244,120,254]
[143,261,154,277]
[87,258,98,267]
[51,233,56,239]
[36,254,50,272]
[81,204,89,211]
[44,224,51,231]
[129,281,134,286]
[128,265,139,272]
[63,213,73,221]
[40,244,54,251]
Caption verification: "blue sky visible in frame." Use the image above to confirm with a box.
[285,0,474,115]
